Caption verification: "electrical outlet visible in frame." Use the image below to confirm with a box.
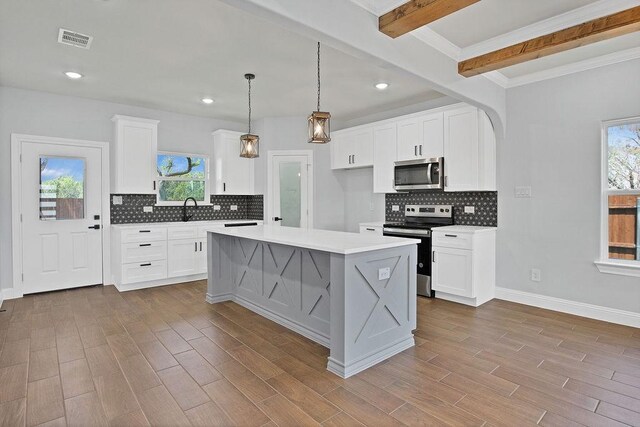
[143,206,153,213]
[378,267,390,281]
[213,205,221,211]
[464,206,475,214]
[515,186,532,198]
[369,201,374,211]
[112,195,123,205]
[530,268,541,282]
[230,205,238,211]
[392,205,400,212]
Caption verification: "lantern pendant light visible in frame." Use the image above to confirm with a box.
[240,73,259,158]
[308,42,331,144]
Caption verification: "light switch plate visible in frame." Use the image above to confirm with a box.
[143,206,153,213]
[378,267,391,281]
[464,206,475,214]
[213,205,221,211]
[392,205,400,212]
[112,195,123,205]
[230,205,238,211]
[515,186,532,198]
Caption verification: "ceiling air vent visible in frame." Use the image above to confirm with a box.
[57,28,93,49]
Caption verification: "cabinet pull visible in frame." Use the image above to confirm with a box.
[366,228,375,231]
[223,182,226,192]
[444,176,448,187]
[195,242,198,252]
[444,234,458,238]
[139,230,151,233]
[139,243,151,247]
[153,181,156,191]
[199,242,202,251]
[419,145,422,156]
[353,154,355,164]
[414,145,417,156]
[140,263,151,267]
[432,251,436,262]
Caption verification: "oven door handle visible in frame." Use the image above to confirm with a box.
[383,228,431,237]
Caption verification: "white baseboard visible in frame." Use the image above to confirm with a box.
[1,288,20,302]
[113,274,206,292]
[495,287,640,328]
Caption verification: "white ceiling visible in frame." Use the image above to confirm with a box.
[356,0,640,84]
[0,0,444,122]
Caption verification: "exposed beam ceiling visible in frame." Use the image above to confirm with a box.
[379,0,480,39]
[458,5,640,77]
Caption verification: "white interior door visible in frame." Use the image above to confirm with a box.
[20,141,104,294]
[269,153,312,228]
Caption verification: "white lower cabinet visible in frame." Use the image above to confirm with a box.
[112,221,262,290]
[432,227,496,307]
[167,239,205,278]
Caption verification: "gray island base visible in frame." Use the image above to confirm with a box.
[205,225,418,378]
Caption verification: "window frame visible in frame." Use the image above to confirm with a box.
[595,116,640,277]
[155,150,211,206]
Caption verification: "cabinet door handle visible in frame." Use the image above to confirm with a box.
[153,181,156,191]
[348,155,351,164]
[139,243,151,247]
[139,230,151,233]
[353,154,356,164]
[414,145,417,156]
[444,234,458,238]
[366,228,375,231]
[199,242,202,251]
[419,145,422,156]
[195,242,198,252]
[223,182,226,192]
[444,176,448,187]
[140,263,151,267]
[432,251,436,262]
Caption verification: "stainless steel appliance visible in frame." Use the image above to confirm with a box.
[383,205,453,297]
[394,157,444,191]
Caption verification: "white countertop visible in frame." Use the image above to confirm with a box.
[112,220,262,229]
[433,225,496,234]
[359,221,385,228]
[206,225,419,255]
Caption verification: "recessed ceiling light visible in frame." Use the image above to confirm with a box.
[375,82,389,90]
[201,97,214,104]
[65,71,83,79]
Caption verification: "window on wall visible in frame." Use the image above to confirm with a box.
[156,152,209,204]
[597,118,640,276]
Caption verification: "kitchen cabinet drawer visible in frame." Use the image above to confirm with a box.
[359,225,383,236]
[168,226,198,240]
[122,260,167,284]
[122,241,167,264]
[432,231,472,250]
[121,227,167,244]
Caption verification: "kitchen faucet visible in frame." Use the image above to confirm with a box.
[182,197,198,222]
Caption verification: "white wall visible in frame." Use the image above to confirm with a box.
[498,59,640,314]
[0,86,245,292]
[341,168,385,232]
[253,116,346,231]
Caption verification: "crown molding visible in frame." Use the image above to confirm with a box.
[506,46,640,88]
[460,0,640,60]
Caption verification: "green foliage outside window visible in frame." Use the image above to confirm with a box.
[157,154,207,202]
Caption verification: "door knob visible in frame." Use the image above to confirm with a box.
[88,225,101,230]
[274,217,283,221]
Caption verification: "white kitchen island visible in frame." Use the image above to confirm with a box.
[205,225,419,378]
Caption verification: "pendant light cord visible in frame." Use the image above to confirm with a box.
[317,42,321,112]
[247,77,252,134]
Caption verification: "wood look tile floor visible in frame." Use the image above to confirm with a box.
[1,281,640,426]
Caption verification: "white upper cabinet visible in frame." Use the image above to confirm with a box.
[212,130,255,195]
[396,112,444,161]
[373,123,397,193]
[111,115,159,194]
[443,106,479,192]
[331,126,373,169]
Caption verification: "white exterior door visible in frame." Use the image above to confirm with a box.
[19,140,104,294]
[268,152,313,228]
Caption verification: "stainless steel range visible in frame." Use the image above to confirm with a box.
[383,205,453,297]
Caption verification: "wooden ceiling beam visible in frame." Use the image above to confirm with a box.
[458,5,640,77]
[379,0,480,39]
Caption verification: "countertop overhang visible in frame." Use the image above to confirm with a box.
[206,225,419,255]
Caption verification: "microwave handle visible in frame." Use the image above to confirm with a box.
[426,163,432,185]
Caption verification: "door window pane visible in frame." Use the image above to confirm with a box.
[39,157,85,220]
[279,162,301,228]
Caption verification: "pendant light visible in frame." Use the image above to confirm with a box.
[308,42,331,144]
[240,73,259,158]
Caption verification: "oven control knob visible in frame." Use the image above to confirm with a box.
[440,209,444,212]
[446,209,449,212]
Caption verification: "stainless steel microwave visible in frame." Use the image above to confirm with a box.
[394,157,444,191]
